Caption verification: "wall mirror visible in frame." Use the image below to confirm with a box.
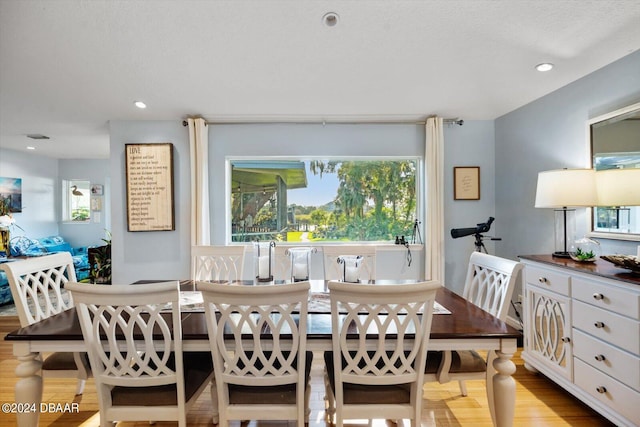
[589,102,640,240]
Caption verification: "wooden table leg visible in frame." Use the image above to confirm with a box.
[490,345,516,427]
[13,343,43,427]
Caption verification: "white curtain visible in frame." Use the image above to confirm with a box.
[425,117,444,283]
[187,118,211,246]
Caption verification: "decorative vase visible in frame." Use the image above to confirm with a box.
[569,236,600,262]
[254,241,275,282]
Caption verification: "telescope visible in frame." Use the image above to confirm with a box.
[451,217,495,239]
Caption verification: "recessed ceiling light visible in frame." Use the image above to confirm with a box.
[323,12,339,27]
[134,101,147,109]
[535,63,554,72]
[26,146,35,150]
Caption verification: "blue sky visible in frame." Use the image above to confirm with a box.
[287,163,339,207]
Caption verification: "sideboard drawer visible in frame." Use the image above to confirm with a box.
[574,358,640,426]
[525,265,570,296]
[573,329,640,391]
[573,277,640,319]
[573,300,640,354]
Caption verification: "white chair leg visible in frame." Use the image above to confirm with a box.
[210,380,219,425]
[75,379,86,395]
[458,379,468,396]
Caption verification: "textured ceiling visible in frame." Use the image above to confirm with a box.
[1,0,639,159]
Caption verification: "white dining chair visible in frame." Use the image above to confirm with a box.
[66,281,214,427]
[199,280,312,427]
[0,252,91,394]
[426,251,523,397]
[324,280,441,427]
[191,245,246,282]
[322,245,377,281]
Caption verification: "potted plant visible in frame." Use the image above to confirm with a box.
[89,231,111,284]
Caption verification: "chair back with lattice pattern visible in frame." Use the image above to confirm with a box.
[1,252,77,326]
[199,281,310,425]
[200,281,309,386]
[328,280,440,387]
[322,245,376,281]
[191,245,246,282]
[462,251,523,320]
[67,282,182,388]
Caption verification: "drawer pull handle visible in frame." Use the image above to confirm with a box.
[561,337,571,343]
[596,386,607,394]
[594,321,605,329]
[538,277,548,284]
[594,354,606,362]
[592,293,604,300]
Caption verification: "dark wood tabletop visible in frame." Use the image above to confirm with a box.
[4,286,520,343]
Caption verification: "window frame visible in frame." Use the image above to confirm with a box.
[225,155,424,245]
[62,179,91,223]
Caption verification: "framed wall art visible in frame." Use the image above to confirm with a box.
[91,184,103,195]
[0,177,22,212]
[454,166,480,200]
[125,143,175,231]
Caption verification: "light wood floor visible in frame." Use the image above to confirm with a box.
[0,316,615,427]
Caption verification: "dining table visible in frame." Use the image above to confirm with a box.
[4,279,520,427]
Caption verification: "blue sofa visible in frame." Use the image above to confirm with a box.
[0,235,91,305]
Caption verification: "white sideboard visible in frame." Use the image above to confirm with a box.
[520,255,640,427]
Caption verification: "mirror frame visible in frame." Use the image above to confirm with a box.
[588,101,640,242]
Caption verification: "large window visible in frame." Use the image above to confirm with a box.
[63,179,91,222]
[230,158,419,243]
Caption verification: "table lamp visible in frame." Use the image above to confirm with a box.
[595,168,640,206]
[595,168,640,233]
[535,169,597,257]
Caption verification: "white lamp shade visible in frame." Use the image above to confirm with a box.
[535,169,597,208]
[595,168,640,206]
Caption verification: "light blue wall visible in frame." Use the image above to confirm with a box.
[58,159,111,247]
[444,120,496,294]
[209,123,425,243]
[0,148,110,249]
[0,148,59,239]
[109,121,496,287]
[109,121,192,284]
[496,50,640,304]
[496,50,640,260]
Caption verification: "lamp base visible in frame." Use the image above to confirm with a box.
[552,251,571,258]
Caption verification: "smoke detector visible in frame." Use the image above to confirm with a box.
[323,12,339,27]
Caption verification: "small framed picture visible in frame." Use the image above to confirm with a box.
[91,197,102,211]
[91,184,104,195]
[454,167,480,200]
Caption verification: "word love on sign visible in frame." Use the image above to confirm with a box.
[125,143,175,232]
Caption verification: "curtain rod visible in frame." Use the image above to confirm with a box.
[182,117,464,127]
